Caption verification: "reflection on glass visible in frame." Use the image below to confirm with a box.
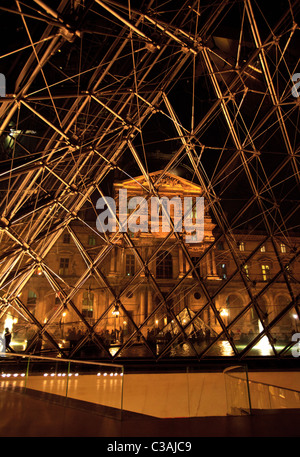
[253,320,273,356]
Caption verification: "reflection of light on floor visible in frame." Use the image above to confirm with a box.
[221,340,234,356]
[254,322,273,355]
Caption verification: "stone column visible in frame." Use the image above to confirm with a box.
[147,288,153,316]
[212,249,217,276]
[206,251,211,276]
[178,247,184,277]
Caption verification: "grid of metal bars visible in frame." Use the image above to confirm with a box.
[0,0,299,362]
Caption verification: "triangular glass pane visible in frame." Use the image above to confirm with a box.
[269,306,300,356]
[115,336,155,359]
[255,274,292,325]
[204,336,236,357]
[213,279,251,328]
[246,334,276,357]
[179,304,223,357]
[229,306,262,354]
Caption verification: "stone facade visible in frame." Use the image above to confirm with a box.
[2,172,299,359]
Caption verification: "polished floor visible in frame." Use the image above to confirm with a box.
[0,387,300,438]
[1,370,300,417]
[0,369,299,438]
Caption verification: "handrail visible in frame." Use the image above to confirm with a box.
[0,352,124,420]
[0,352,124,369]
[224,366,300,396]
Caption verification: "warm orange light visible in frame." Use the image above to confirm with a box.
[220,309,229,317]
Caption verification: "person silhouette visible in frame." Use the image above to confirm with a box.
[5,328,15,353]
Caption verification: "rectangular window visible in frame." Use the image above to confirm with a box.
[285,265,294,282]
[27,290,37,305]
[216,241,224,250]
[217,263,227,280]
[63,233,70,244]
[59,258,69,276]
[125,254,135,276]
[261,264,270,281]
[156,252,173,279]
[280,243,286,253]
[88,235,96,246]
[243,264,250,279]
[239,242,245,251]
[82,291,94,318]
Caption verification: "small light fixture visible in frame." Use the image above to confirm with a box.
[112,304,120,316]
[220,308,229,317]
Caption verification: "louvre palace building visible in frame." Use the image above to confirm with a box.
[2,170,299,363]
[0,0,299,369]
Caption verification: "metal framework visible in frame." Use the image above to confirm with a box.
[0,0,299,363]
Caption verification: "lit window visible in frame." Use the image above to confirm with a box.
[88,235,96,246]
[59,258,69,276]
[82,291,94,318]
[156,251,173,279]
[239,242,245,251]
[280,243,286,253]
[285,265,294,282]
[243,264,250,279]
[217,263,227,280]
[260,245,266,252]
[261,264,270,281]
[125,254,135,276]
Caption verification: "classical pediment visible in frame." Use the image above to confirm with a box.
[114,170,203,194]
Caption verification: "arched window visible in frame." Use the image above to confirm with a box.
[156,251,173,279]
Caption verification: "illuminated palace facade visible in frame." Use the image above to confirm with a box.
[2,172,299,361]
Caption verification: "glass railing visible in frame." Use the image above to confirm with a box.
[0,353,124,419]
[223,365,252,415]
[247,377,300,411]
[224,365,300,415]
